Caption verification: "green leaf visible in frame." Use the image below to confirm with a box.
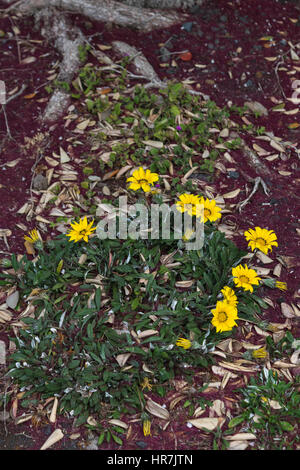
[280,421,294,432]
[228,415,245,428]
[111,433,123,445]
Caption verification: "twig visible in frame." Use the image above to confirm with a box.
[1,104,12,139]
[0,83,27,110]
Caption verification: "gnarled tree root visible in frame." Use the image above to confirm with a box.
[3,0,190,122]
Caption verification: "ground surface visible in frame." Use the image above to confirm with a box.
[0,0,299,451]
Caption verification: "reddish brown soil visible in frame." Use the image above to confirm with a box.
[0,0,299,451]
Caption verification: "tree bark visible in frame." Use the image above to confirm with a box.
[10,0,189,32]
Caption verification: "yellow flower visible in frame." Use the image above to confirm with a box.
[141,377,152,391]
[211,300,239,333]
[127,167,159,193]
[176,193,201,217]
[244,227,278,255]
[221,286,238,306]
[24,229,40,244]
[182,228,195,242]
[143,420,151,437]
[197,197,222,223]
[176,337,192,349]
[66,216,96,243]
[252,347,268,359]
[232,264,261,293]
[275,281,287,291]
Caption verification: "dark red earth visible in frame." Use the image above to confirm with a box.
[0,0,299,451]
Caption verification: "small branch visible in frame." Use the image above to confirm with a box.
[1,104,12,139]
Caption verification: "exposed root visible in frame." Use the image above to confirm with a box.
[112,40,210,100]
[8,0,188,32]
[236,176,270,213]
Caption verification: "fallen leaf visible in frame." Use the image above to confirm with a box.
[145,399,169,420]
[179,51,192,61]
[188,417,220,431]
[225,433,256,441]
[40,429,64,450]
[222,188,241,199]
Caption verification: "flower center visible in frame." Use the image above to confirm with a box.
[204,208,211,217]
[256,237,266,246]
[218,312,228,323]
[239,275,249,283]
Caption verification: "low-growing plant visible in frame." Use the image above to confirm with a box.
[229,368,300,449]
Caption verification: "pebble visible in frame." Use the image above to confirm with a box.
[181,22,194,33]
[228,171,240,179]
[136,441,147,449]
[33,173,48,191]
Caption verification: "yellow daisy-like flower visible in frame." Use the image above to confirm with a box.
[275,281,287,291]
[244,226,278,255]
[65,216,96,243]
[182,228,195,242]
[197,197,222,223]
[24,229,40,244]
[221,286,238,306]
[252,347,268,359]
[211,300,239,333]
[176,337,192,349]
[232,264,261,293]
[141,377,152,391]
[176,193,201,217]
[127,167,159,193]
[143,420,151,437]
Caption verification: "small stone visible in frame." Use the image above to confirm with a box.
[136,441,147,449]
[181,22,194,33]
[33,174,48,191]
[244,79,254,88]
[228,171,240,179]
[6,290,19,309]
[159,47,171,62]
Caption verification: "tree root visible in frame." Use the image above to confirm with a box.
[236,176,270,213]
[7,0,188,32]
[3,0,192,122]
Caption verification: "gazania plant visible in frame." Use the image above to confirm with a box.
[0,170,286,432]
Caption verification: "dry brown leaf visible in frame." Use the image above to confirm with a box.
[226,433,256,441]
[108,419,128,429]
[188,417,222,431]
[145,399,169,420]
[218,361,258,373]
[175,280,194,288]
[228,440,249,450]
[169,395,185,410]
[115,353,131,367]
[222,188,241,199]
[116,165,133,179]
[49,397,58,423]
[273,361,297,368]
[273,263,282,277]
[255,251,273,264]
[281,303,295,318]
[137,329,158,339]
[0,310,13,323]
[40,429,64,450]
